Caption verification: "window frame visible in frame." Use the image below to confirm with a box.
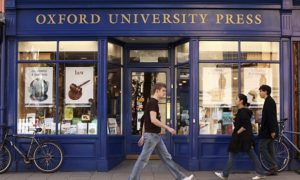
[198,40,281,136]
[17,40,99,136]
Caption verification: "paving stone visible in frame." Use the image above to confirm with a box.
[1,161,299,180]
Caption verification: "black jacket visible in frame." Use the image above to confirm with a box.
[258,96,279,139]
[228,108,254,153]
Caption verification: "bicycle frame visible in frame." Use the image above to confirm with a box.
[280,131,300,153]
[2,129,41,160]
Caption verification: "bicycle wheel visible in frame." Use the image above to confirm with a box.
[259,140,290,172]
[33,141,63,173]
[0,145,12,174]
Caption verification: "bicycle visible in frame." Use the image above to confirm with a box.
[259,118,300,172]
[0,124,64,173]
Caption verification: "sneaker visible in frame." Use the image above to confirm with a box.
[183,174,194,180]
[252,175,266,180]
[214,172,227,180]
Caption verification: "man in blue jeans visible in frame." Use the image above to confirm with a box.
[129,83,194,180]
[258,85,279,176]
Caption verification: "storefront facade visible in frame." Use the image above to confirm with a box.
[1,0,300,172]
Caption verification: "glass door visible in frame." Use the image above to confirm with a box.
[126,69,171,156]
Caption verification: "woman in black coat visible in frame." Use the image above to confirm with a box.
[215,94,266,180]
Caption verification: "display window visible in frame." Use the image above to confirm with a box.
[17,41,98,135]
[107,42,123,135]
[199,41,280,135]
[241,63,280,134]
[199,63,238,135]
[241,42,279,61]
[175,65,190,135]
[18,41,56,60]
[199,41,238,60]
[17,63,56,134]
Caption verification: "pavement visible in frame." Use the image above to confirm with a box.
[0,160,299,180]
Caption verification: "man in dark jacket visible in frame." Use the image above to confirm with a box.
[258,85,279,175]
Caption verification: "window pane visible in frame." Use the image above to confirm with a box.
[129,50,168,63]
[59,41,98,60]
[107,65,123,135]
[199,41,238,60]
[241,42,279,61]
[108,42,123,64]
[175,42,189,64]
[59,64,98,135]
[241,63,280,134]
[176,65,190,135]
[18,64,56,134]
[199,63,238,135]
[18,41,56,60]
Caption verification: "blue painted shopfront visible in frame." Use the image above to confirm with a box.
[1,0,300,172]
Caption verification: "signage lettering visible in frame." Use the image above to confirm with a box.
[35,13,263,25]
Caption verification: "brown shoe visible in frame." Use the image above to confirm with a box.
[266,168,278,176]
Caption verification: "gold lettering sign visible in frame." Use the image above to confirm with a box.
[35,13,263,25]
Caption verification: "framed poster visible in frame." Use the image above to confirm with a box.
[203,67,232,106]
[243,68,272,105]
[65,67,94,105]
[25,67,53,107]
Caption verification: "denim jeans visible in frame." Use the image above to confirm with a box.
[129,133,186,180]
[259,138,277,170]
[223,147,265,178]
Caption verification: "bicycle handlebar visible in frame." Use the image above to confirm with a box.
[0,124,7,127]
[1,124,42,134]
[0,124,12,130]
[279,118,288,124]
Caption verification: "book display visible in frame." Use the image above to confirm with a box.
[199,106,234,135]
[58,66,98,135]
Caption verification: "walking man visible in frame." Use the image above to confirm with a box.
[129,83,194,180]
[258,85,279,175]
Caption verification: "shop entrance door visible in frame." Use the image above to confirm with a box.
[125,68,171,158]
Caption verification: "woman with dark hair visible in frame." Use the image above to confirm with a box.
[215,94,266,180]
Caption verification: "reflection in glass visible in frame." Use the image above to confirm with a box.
[58,63,98,135]
[199,41,238,60]
[241,42,279,61]
[59,41,98,60]
[199,63,238,135]
[129,50,168,63]
[108,42,122,64]
[18,41,57,60]
[131,72,167,135]
[176,65,190,135]
[241,63,280,134]
[107,65,122,135]
[18,63,56,134]
[175,42,189,64]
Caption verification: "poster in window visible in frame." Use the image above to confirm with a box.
[65,67,94,105]
[25,67,53,107]
[203,67,232,106]
[243,68,272,105]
